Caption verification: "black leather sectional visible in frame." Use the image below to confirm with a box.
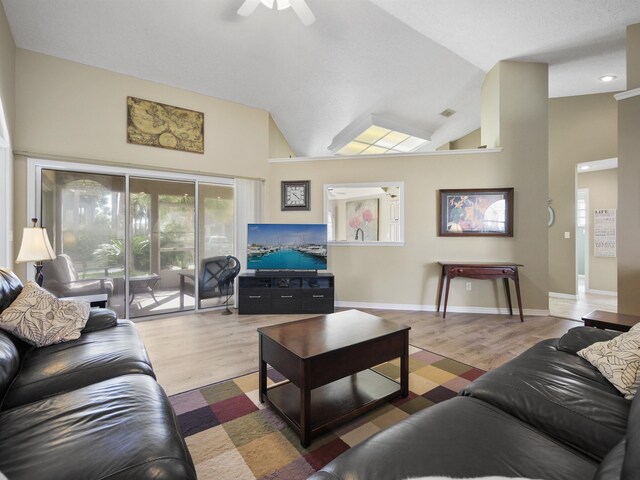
[309,327,638,480]
[0,268,196,480]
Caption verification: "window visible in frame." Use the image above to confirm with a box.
[577,198,587,228]
[324,182,404,245]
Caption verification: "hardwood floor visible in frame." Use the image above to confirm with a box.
[135,308,581,396]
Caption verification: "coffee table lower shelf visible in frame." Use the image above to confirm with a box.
[264,369,401,440]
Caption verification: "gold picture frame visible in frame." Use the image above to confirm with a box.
[127,96,204,154]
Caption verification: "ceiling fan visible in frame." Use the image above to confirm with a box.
[238,0,316,26]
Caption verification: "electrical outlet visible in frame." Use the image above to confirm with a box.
[466,282,472,291]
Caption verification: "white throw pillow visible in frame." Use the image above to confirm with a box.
[0,281,90,347]
[578,323,640,400]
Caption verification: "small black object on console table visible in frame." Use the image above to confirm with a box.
[239,271,334,314]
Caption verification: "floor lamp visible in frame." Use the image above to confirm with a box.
[15,218,56,286]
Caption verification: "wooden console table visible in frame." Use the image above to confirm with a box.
[436,262,524,321]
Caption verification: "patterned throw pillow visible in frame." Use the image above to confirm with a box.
[0,281,90,348]
[578,323,640,400]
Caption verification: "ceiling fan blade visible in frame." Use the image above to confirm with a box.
[289,0,315,25]
[237,0,262,17]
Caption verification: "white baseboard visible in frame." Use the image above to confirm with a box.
[335,301,549,317]
[549,292,577,300]
[586,289,617,297]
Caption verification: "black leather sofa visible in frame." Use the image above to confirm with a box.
[0,268,196,480]
[309,327,638,480]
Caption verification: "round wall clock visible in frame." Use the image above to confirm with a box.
[281,180,311,211]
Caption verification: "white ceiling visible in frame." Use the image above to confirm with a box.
[3,0,640,158]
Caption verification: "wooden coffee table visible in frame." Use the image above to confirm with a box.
[258,309,410,447]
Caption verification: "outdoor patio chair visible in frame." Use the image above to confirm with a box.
[179,255,241,313]
[41,254,114,299]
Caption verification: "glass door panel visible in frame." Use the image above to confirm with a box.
[197,183,234,308]
[40,169,126,317]
[129,178,195,317]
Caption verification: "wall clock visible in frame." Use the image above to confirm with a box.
[281,180,310,211]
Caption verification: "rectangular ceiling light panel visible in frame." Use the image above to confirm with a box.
[336,124,429,156]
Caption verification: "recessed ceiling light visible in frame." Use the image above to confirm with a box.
[599,75,617,82]
[579,165,591,171]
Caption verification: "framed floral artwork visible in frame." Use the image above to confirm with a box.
[438,188,514,237]
[346,199,379,241]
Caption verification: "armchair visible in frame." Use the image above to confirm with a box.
[179,256,241,313]
[41,254,114,299]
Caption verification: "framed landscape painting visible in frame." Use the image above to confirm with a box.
[438,188,514,237]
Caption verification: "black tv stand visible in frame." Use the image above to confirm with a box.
[255,270,319,277]
[238,272,334,315]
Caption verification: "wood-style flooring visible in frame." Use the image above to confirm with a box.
[136,308,581,396]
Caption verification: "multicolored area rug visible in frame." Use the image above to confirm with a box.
[169,345,485,480]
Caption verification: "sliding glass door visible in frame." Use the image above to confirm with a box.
[38,164,235,319]
[40,170,127,317]
[129,178,195,318]
[197,183,234,309]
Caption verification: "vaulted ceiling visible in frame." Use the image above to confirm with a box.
[3,0,640,157]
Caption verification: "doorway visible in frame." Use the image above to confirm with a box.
[575,158,618,297]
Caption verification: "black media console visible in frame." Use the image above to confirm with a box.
[238,272,334,315]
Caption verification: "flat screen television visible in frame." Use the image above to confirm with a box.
[247,223,327,271]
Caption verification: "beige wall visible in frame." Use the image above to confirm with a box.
[577,168,617,293]
[0,3,16,270]
[15,50,270,178]
[618,95,640,314]
[481,64,500,148]
[548,93,618,295]
[12,49,272,278]
[266,61,550,313]
[628,24,640,89]
[0,3,15,139]
[269,115,295,158]
[618,24,640,314]
[451,129,481,150]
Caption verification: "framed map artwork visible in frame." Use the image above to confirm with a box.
[127,96,204,154]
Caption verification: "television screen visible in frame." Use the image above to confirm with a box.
[247,224,328,270]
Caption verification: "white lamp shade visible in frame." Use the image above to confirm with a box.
[16,227,56,263]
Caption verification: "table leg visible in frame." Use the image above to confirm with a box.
[436,265,445,312]
[179,275,185,309]
[503,278,513,316]
[258,336,267,403]
[400,331,409,397]
[300,362,311,448]
[443,273,452,319]
[514,271,524,322]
